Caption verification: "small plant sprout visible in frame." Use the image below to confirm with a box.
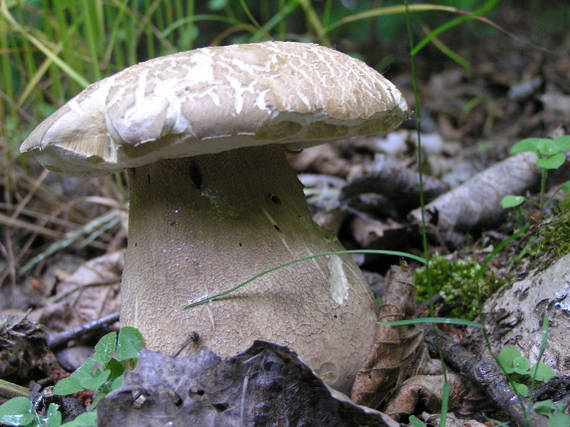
[501,135,570,210]
[497,345,555,397]
[0,327,144,427]
[534,400,570,427]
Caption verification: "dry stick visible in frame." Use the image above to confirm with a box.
[408,152,540,232]
[4,170,50,287]
[424,328,547,427]
[45,278,120,304]
[47,312,120,350]
[12,169,50,220]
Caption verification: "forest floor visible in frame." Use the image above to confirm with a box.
[1,6,569,427]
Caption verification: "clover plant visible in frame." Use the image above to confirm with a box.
[0,327,143,427]
[501,135,570,210]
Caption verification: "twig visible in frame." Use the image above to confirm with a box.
[21,209,121,273]
[0,378,30,399]
[424,328,547,427]
[47,312,120,349]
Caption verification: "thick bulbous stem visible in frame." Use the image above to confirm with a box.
[122,145,377,392]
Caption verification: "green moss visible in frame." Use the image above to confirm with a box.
[532,208,570,260]
[414,253,505,320]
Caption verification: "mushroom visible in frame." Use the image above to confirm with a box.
[20,41,408,392]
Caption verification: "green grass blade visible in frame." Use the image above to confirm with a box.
[161,14,240,39]
[251,0,300,42]
[82,0,102,80]
[0,0,89,88]
[440,382,450,427]
[420,22,470,68]
[184,250,425,309]
[411,0,500,56]
[380,317,483,329]
[325,4,459,34]
[239,0,260,28]
[298,0,330,45]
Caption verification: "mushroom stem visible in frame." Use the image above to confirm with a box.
[122,144,377,391]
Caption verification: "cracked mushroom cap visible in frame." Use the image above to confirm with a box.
[20,41,408,175]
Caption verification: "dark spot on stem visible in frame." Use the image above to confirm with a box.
[267,193,281,205]
[169,390,182,406]
[189,161,202,189]
[274,225,281,232]
[189,387,204,396]
[213,402,228,412]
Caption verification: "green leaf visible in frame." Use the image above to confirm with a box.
[92,332,117,366]
[0,397,36,426]
[46,403,62,427]
[536,139,558,156]
[105,358,125,382]
[536,152,566,169]
[560,181,570,192]
[533,363,555,382]
[79,368,110,390]
[549,412,570,427]
[534,399,556,415]
[554,135,570,151]
[53,374,85,395]
[512,381,529,396]
[110,374,123,392]
[90,393,106,410]
[409,415,426,427]
[117,327,144,361]
[498,345,521,373]
[501,195,525,208]
[510,138,545,154]
[61,411,97,427]
[512,355,530,374]
[54,359,98,395]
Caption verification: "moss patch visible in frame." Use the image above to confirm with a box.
[529,206,570,262]
[414,253,505,319]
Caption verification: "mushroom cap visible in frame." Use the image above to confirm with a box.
[20,41,409,176]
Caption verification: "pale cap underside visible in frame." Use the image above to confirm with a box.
[21,41,409,176]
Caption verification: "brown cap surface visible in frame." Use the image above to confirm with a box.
[21,41,409,176]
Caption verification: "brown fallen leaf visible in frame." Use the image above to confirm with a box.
[0,311,65,385]
[350,261,429,408]
[419,411,489,427]
[383,373,469,420]
[32,251,123,333]
[288,143,350,176]
[341,154,449,216]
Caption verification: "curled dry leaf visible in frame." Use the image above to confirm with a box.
[34,251,123,333]
[288,143,351,177]
[383,373,469,421]
[419,411,489,427]
[350,262,429,408]
[342,155,449,216]
[0,312,62,382]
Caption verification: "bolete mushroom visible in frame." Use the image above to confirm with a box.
[20,41,408,392]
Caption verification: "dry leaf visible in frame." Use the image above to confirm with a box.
[350,262,429,408]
